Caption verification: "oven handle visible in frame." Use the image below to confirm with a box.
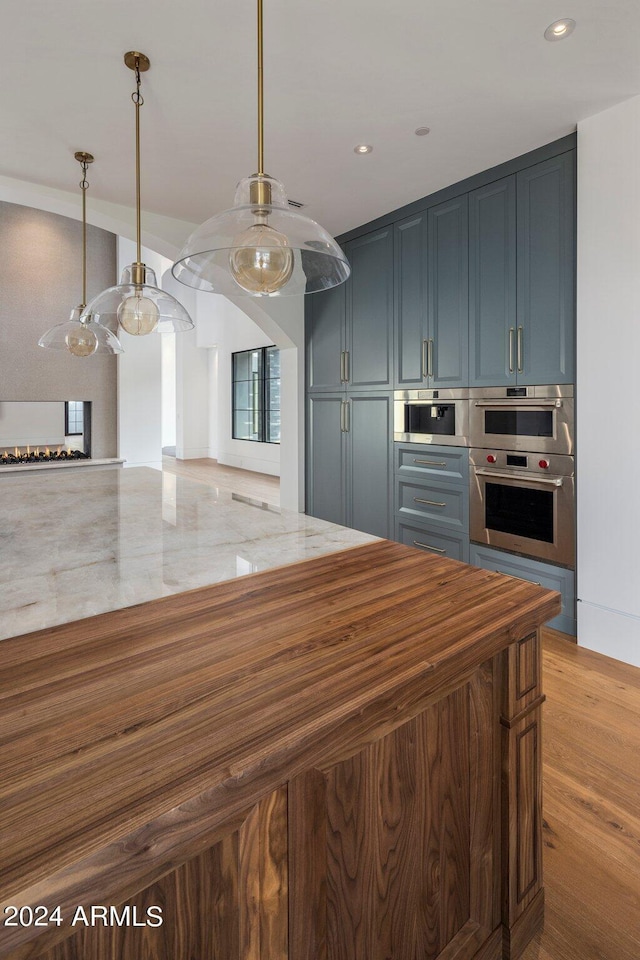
[473,398,562,408]
[474,467,564,487]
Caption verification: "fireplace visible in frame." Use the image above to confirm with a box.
[0,401,91,467]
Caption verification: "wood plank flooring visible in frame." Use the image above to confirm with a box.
[522,628,640,960]
[162,456,280,505]
[163,459,640,960]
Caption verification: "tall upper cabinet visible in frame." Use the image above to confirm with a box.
[516,152,575,385]
[469,150,575,386]
[394,197,468,389]
[306,227,394,393]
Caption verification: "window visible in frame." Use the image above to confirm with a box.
[232,346,280,443]
[65,401,84,436]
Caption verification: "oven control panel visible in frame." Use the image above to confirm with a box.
[471,449,574,478]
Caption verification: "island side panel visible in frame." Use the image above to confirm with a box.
[289,660,501,960]
[22,788,288,960]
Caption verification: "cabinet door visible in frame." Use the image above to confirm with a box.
[306,394,347,526]
[469,177,517,386]
[394,212,428,387]
[516,152,575,386]
[427,196,469,388]
[306,283,346,393]
[346,229,394,390]
[347,393,393,538]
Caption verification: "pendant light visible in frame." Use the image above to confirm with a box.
[171,0,350,297]
[39,153,124,357]
[83,53,194,335]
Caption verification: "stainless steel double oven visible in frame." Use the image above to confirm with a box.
[468,386,575,568]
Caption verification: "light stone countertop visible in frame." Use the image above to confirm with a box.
[0,465,377,642]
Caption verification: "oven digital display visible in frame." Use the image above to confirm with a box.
[506,454,527,467]
[484,410,553,438]
[485,482,554,543]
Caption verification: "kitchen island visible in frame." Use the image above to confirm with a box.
[0,468,559,960]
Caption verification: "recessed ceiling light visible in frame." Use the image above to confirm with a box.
[415,127,431,136]
[544,19,576,41]
[354,144,373,154]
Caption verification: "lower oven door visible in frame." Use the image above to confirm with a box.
[470,460,575,568]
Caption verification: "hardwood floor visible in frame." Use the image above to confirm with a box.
[522,628,640,960]
[162,456,280,505]
[161,459,639,959]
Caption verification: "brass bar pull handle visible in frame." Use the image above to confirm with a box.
[340,400,345,432]
[414,497,446,507]
[340,351,345,383]
[413,540,446,554]
[514,575,543,587]
[422,339,429,379]
[344,399,350,433]
[517,326,524,373]
[508,327,515,373]
[344,350,350,383]
[414,459,447,467]
[428,339,434,377]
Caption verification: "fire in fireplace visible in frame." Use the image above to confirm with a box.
[0,445,90,466]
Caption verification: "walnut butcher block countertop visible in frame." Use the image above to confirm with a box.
[0,540,560,959]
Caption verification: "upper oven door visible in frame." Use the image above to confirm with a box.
[468,392,574,455]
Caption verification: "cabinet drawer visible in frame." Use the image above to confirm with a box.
[396,519,469,563]
[469,544,576,636]
[396,477,468,530]
[395,443,469,484]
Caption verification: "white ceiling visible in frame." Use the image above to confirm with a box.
[1,0,639,238]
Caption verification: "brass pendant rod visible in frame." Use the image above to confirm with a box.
[134,60,142,265]
[81,175,87,308]
[257,0,264,176]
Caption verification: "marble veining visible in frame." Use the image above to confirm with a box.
[0,466,376,641]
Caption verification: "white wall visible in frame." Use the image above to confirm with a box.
[577,94,640,667]
[196,293,281,477]
[161,334,176,449]
[117,238,168,468]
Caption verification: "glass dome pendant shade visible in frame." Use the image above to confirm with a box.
[82,53,193,336]
[38,153,124,357]
[171,1,350,298]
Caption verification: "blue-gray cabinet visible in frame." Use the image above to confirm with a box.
[469,176,517,386]
[394,212,427,387]
[346,229,394,391]
[348,393,394,537]
[306,392,393,539]
[306,394,347,526]
[306,285,346,393]
[516,152,575,385]
[306,228,394,394]
[394,198,469,389]
[469,543,576,635]
[469,151,575,387]
[393,443,470,563]
[428,196,469,388]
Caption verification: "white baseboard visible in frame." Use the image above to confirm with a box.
[217,452,280,477]
[577,600,640,668]
[175,447,210,461]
